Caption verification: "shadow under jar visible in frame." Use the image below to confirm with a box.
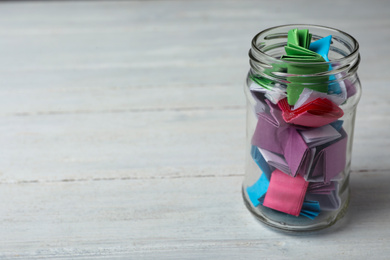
[242,24,361,232]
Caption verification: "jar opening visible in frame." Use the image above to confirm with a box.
[249,24,360,79]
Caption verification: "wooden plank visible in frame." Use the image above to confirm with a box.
[0,0,389,258]
[1,171,389,258]
[0,106,389,182]
[0,109,245,182]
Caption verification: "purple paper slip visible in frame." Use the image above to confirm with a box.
[306,183,340,210]
[309,128,348,183]
[308,181,336,194]
[283,128,309,177]
[252,114,289,155]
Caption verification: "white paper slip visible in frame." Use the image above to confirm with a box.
[258,148,291,176]
[299,125,341,148]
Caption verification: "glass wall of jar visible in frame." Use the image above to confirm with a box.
[242,24,361,232]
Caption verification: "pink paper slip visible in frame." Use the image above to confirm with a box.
[263,169,309,216]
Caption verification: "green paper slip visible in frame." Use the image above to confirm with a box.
[284,44,323,60]
[282,28,329,105]
[250,75,274,91]
[287,29,312,49]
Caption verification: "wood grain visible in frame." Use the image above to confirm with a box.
[0,0,389,258]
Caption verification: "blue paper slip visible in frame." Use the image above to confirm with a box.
[309,35,332,62]
[251,145,272,179]
[309,35,342,95]
[330,120,344,131]
[246,174,269,207]
[300,200,321,219]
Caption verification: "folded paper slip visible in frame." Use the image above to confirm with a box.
[252,109,289,155]
[293,87,346,110]
[246,174,270,207]
[306,128,348,183]
[306,184,340,211]
[299,124,341,148]
[307,181,335,194]
[244,83,266,116]
[251,145,273,180]
[300,200,321,219]
[263,169,309,216]
[287,28,312,48]
[282,29,329,105]
[282,127,311,177]
[253,118,314,177]
[258,99,286,128]
[259,197,321,220]
[258,148,291,176]
[278,98,344,127]
[250,79,287,104]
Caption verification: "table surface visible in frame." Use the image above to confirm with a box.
[1,0,389,259]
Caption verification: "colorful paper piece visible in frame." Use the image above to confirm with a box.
[306,184,340,210]
[309,35,342,95]
[299,124,341,148]
[281,29,329,105]
[245,82,266,115]
[250,78,287,104]
[307,181,335,195]
[251,145,273,180]
[246,174,270,207]
[263,169,309,216]
[293,86,346,110]
[258,148,291,176]
[287,28,312,48]
[309,35,332,62]
[252,111,289,155]
[304,129,348,183]
[330,120,344,131]
[283,128,310,177]
[258,99,286,128]
[300,200,321,219]
[345,78,357,98]
[278,98,344,127]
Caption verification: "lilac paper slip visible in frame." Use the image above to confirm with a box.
[307,181,335,194]
[308,128,348,183]
[252,111,289,155]
[258,148,291,176]
[306,183,340,210]
[283,128,310,177]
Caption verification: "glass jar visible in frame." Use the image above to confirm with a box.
[242,24,361,232]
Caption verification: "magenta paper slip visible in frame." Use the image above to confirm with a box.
[263,169,309,216]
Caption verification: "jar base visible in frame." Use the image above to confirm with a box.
[242,186,350,233]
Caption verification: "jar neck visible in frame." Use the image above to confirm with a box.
[249,24,360,85]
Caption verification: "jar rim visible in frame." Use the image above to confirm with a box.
[251,24,359,65]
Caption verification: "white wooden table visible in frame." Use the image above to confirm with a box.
[0,1,389,258]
